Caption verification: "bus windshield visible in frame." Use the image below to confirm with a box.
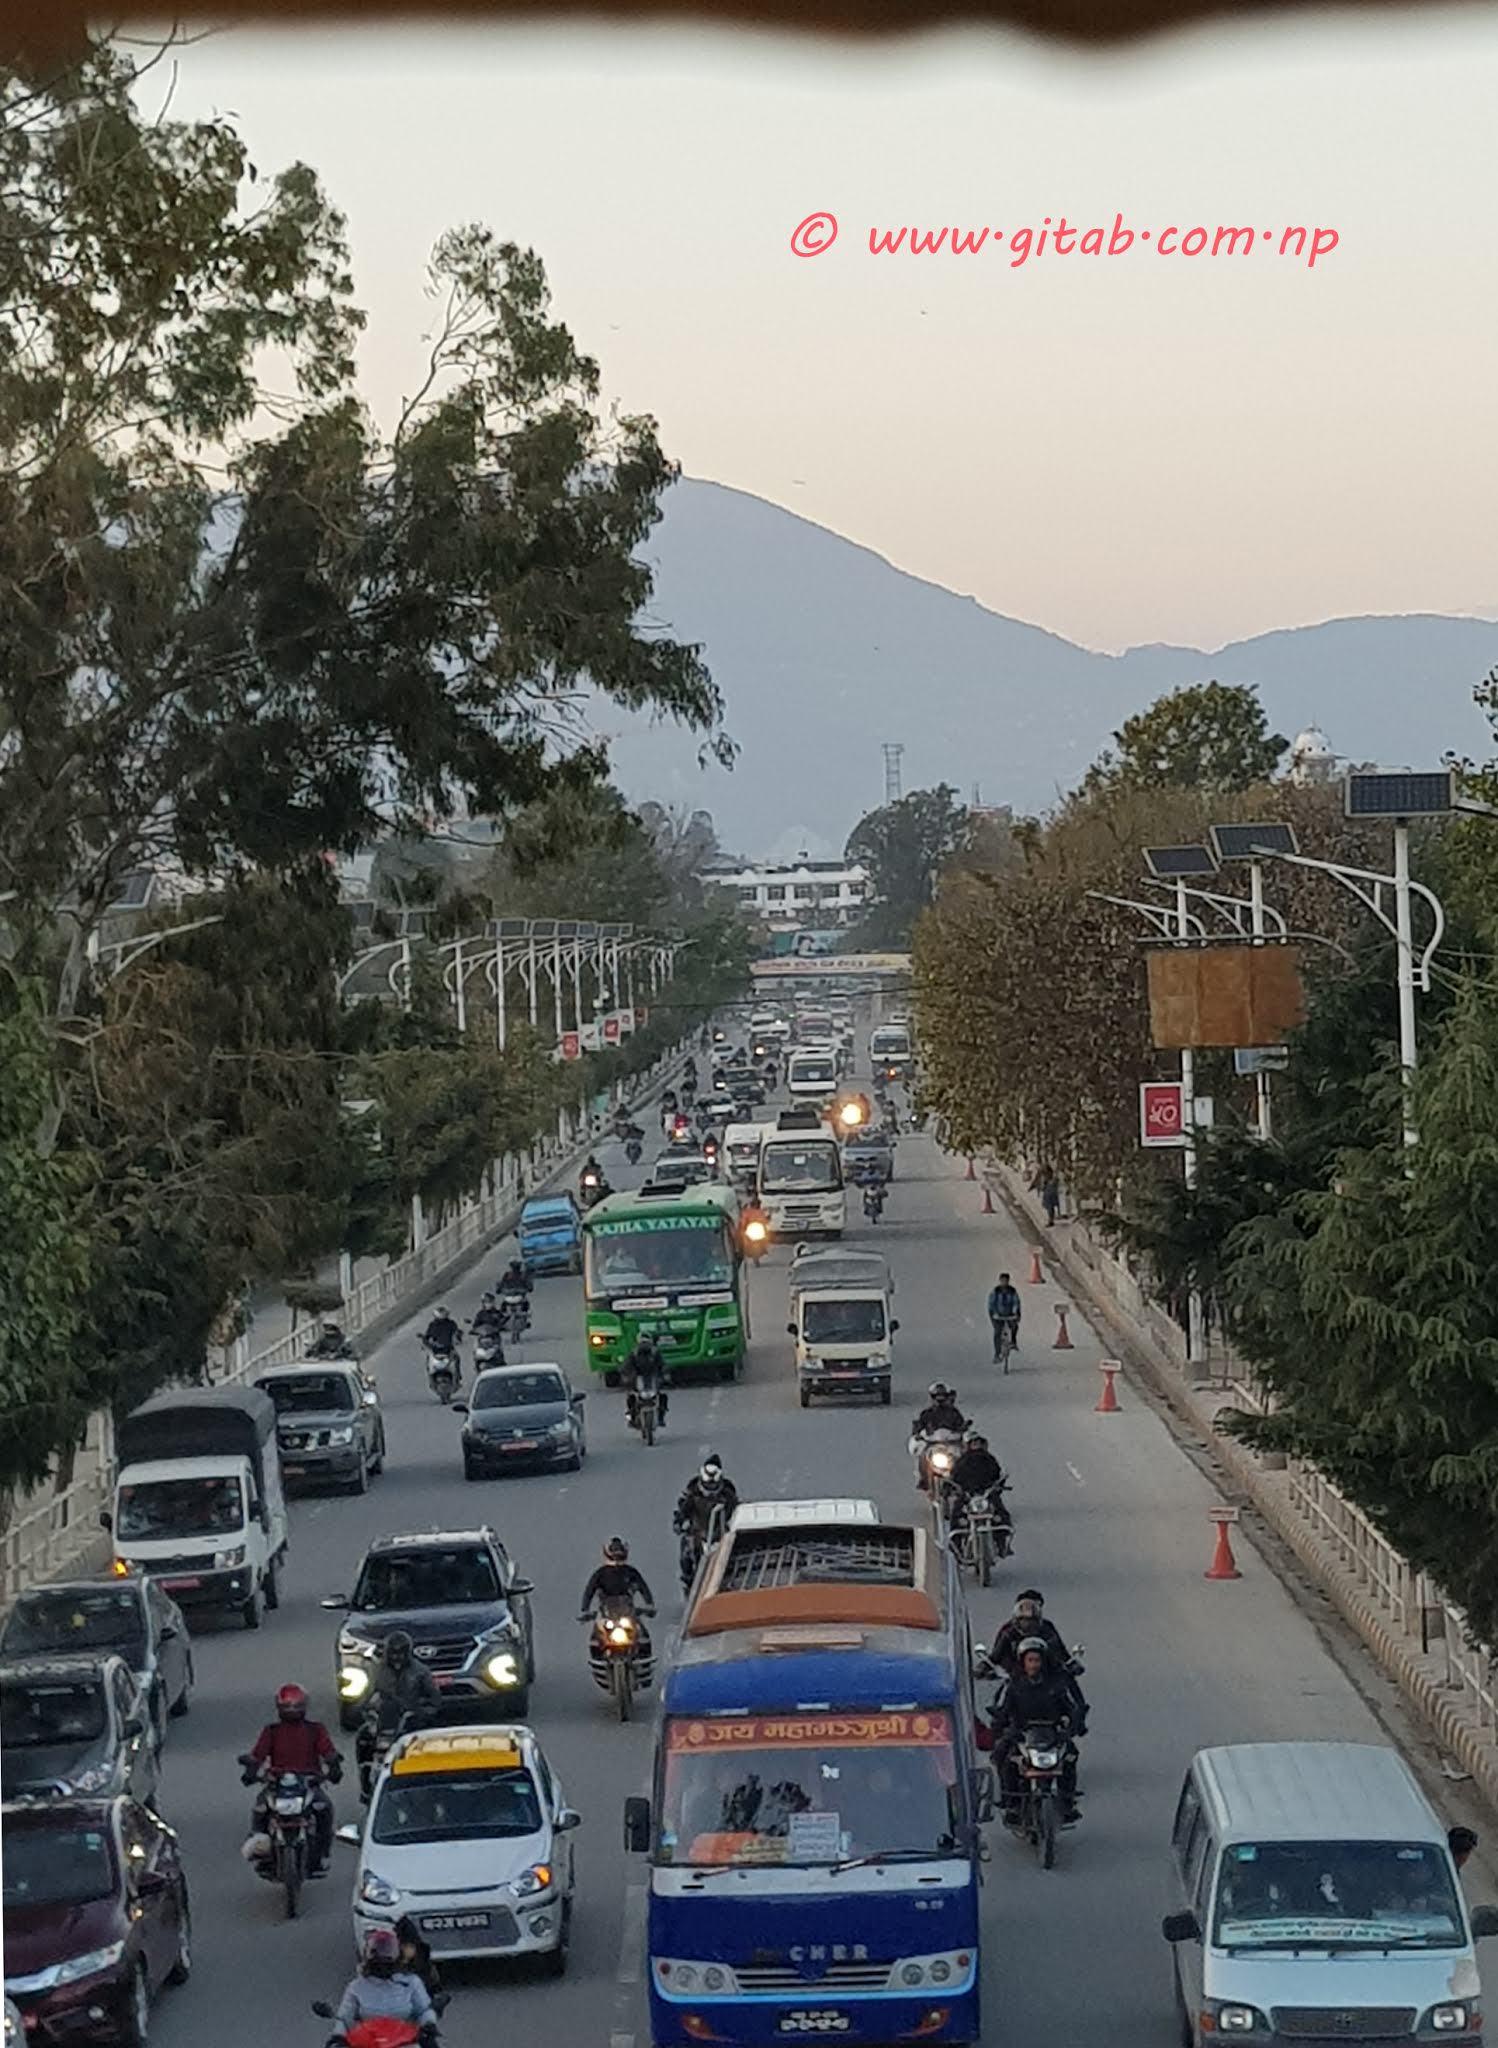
[586,1216,734,1295]
[659,1712,960,1867]
[760,1142,841,1194]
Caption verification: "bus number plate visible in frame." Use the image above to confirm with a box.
[778,2016,849,2035]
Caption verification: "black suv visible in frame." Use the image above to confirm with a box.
[0,1655,158,1808]
[322,1528,536,1730]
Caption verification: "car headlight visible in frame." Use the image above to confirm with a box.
[327,1426,355,1446]
[1211,2006,1265,2034]
[64,1762,115,1794]
[339,1665,373,1701]
[359,1870,402,1906]
[36,1943,127,1989]
[1426,2005,1475,2033]
[214,1545,246,1569]
[512,1864,553,1897]
[483,1651,520,1689]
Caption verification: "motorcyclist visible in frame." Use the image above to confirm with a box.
[422,1308,461,1356]
[498,1259,532,1298]
[470,1293,505,1344]
[240,1683,342,1874]
[624,1332,670,1430]
[674,1456,739,1581]
[989,1591,1088,1727]
[950,1431,1006,1500]
[308,1320,351,1360]
[990,1639,1083,1826]
[913,1383,970,1439]
[329,1928,437,2046]
[357,1631,439,1796]
[578,1537,658,1618]
[987,1273,1023,1361]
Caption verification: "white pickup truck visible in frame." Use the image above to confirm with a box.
[786,1247,897,1407]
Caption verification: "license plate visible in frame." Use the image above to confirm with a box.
[282,1462,307,1475]
[420,1911,491,1932]
[504,1439,539,1453]
[778,2016,850,2036]
[161,1576,200,1590]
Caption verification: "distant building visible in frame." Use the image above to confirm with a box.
[707,855,870,930]
[1288,725,1339,787]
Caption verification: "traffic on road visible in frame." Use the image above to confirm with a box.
[6,995,1497,2048]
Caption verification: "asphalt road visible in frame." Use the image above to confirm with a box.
[139,1056,1426,2048]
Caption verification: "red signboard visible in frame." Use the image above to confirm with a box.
[560,1031,581,1061]
[1140,1080,1186,1147]
[604,1015,621,1045]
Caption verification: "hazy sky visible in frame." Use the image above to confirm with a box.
[166,7,1498,654]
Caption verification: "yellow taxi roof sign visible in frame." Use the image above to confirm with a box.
[391,1730,523,1775]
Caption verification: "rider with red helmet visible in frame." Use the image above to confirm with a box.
[240,1682,342,1873]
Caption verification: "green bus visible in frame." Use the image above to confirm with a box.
[582,1181,749,1385]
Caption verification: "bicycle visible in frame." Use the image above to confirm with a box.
[992,1318,1019,1375]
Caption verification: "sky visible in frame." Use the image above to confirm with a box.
[162,6,1498,655]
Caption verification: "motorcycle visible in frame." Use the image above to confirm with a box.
[911,1428,964,1498]
[311,2005,432,2048]
[243,1766,323,1919]
[861,1183,886,1224]
[423,1342,460,1405]
[1007,1719,1076,1869]
[585,1597,655,1721]
[624,1138,643,1166]
[631,1385,660,1447]
[944,1482,1015,1586]
[498,1291,531,1340]
[472,1330,505,1371]
[579,1170,610,1210]
[675,1503,728,1594]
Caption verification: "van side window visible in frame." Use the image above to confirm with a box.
[1184,1811,1213,1910]
[1172,1780,1201,1857]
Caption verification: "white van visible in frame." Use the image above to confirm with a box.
[1164,1742,1498,2045]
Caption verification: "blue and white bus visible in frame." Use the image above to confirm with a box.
[624,1501,992,2047]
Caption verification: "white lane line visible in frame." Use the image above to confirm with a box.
[616,1881,647,1984]
[1065,1462,1085,1487]
[611,2033,635,2048]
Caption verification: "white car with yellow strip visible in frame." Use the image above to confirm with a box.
[349,1725,580,1971]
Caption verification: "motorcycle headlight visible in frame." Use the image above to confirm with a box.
[483,1651,520,1689]
[931,1450,954,1472]
[1027,1749,1060,1769]
[214,1544,246,1569]
[38,1943,126,1989]
[359,1870,402,1906]
[512,1864,553,1897]
[606,1621,636,1646]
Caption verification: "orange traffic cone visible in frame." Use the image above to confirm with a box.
[1027,1246,1044,1285]
[1095,1362,1121,1413]
[965,1156,976,1181]
[1205,1508,1242,1581]
[982,1183,994,1215]
[1053,1304,1075,1350]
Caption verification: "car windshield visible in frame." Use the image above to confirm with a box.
[760,1144,840,1193]
[473,1373,567,1411]
[2,1824,117,1909]
[352,1548,500,1610]
[261,1373,356,1416]
[803,1299,886,1343]
[522,1203,573,1229]
[586,1218,734,1294]
[1,1589,146,1661]
[1213,1841,1465,1950]
[371,1767,542,1845]
[659,1712,961,1867]
[116,1474,243,1540]
[1,1677,109,1748]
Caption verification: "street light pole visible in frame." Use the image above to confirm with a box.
[1248,861,1273,1143]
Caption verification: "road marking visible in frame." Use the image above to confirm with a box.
[611,2033,635,2048]
[616,1881,647,1984]
[1066,1462,1085,1487]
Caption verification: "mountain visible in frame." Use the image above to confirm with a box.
[596,478,1498,850]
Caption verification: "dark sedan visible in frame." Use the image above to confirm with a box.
[3,1796,190,2048]
[0,1657,158,1810]
[456,1364,587,1481]
[0,1584,191,1757]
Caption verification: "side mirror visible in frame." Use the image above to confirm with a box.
[133,1868,169,1897]
[555,1807,582,1833]
[1161,1911,1201,1945]
[320,1595,350,1611]
[509,1579,535,1598]
[624,1795,652,1854]
[970,1766,996,1824]
[786,1323,797,1337]
[573,1392,587,1404]
[890,1319,901,1333]
[335,1822,362,1847]
[1470,1904,1498,1939]
[158,1624,177,1641]
[123,1714,145,1740]
[452,1403,469,1416]
[98,1509,113,1531]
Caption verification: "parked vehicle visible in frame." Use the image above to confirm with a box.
[455,1365,587,1480]
[0,1581,192,1753]
[255,1363,385,1497]
[1,1797,191,2046]
[324,1528,536,1730]
[517,1193,584,1277]
[0,1656,158,1807]
[104,1387,289,1629]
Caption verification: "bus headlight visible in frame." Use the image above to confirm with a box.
[888,1952,973,1993]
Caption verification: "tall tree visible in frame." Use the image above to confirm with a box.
[846,785,970,947]
[1083,681,1287,796]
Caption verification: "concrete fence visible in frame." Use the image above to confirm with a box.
[985,1153,1498,1804]
[0,1042,692,1605]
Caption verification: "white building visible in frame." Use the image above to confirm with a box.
[707,854,870,928]
[1288,725,1339,787]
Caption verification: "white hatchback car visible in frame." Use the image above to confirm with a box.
[350,1725,580,1972]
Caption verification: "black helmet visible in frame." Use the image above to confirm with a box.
[1016,1588,1045,1610]
[967,1433,988,1453]
[604,1536,629,1563]
[482,1291,496,1306]
[700,1456,724,1487]
[385,1630,414,1669]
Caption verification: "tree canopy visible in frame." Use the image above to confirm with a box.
[846,785,970,947]
[1083,681,1288,797]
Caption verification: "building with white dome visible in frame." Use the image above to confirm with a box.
[1288,724,1340,787]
